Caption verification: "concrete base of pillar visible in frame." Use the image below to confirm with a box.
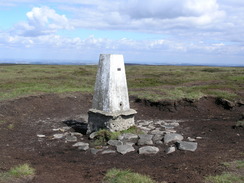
[87,109,137,133]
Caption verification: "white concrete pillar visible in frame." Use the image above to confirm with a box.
[87,54,136,133]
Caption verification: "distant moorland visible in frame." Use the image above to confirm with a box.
[0,64,243,101]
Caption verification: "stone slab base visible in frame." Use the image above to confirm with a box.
[87,109,137,133]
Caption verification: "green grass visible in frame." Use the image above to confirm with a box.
[0,164,35,182]
[92,126,143,146]
[0,120,5,125]
[235,121,244,127]
[0,64,243,102]
[205,160,244,183]
[7,124,14,130]
[205,173,243,183]
[104,168,157,183]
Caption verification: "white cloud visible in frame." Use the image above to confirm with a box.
[12,6,72,37]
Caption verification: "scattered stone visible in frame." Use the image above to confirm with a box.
[139,146,159,155]
[118,133,138,141]
[152,134,163,143]
[65,135,77,142]
[196,137,203,140]
[137,134,153,145]
[90,148,103,155]
[52,128,60,132]
[176,141,198,152]
[123,142,135,146]
[187,137,196,142]
[150,130,165,135]
[164,133,183,144]
[53,133,65,139]
[72,142,89,147]
[37,134,45,138]
[155,141,163,145]
[107,140,123,146]
[73,142,89,151]
[116,144,135,155]
[70,132,83,136]
[60,127,71,132]
[148,124,156,130]
[165,129,177,133]
[101,150,116,154]
[162,124,176,129]
[89,132,97,139]
[165,146,176,154]
[78,145,89,151]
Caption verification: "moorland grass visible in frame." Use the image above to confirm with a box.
[104,168,157,183]
[0,164,35,182]
[0,64,243,101]
[205,160,244,183]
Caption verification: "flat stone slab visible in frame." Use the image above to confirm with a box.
[118,133,138,141]
[107,140,123,146]
[37,134,46,138]
[90,148,103,155]
[101,150,116,154]
[177,141,198,152]
[164,133,183,144]
[152,134,163,143]
[116,144,135,155]
[65,135,77,142]
[73,142,89,151]
[165,146,176,154]
[53,133,65,139]
[138,134,153,145]
[139,146,159,155]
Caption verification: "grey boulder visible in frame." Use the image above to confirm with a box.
[139,146,159,155]
[176,141,198,152]
[137,134,153,145]
[116,144,135,155]
[164,133,183,144]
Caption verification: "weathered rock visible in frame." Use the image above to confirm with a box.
[165,146,176,154]
[37,134,45,138]
[65,135,77,142]
[196,137,203,140]
[53,133,65,139]
[187,137,196,142]
[90,148,103,155]
[60,127,71,132]
[72,142,90,151]
[152,134,163,143]
[89,132,97,139]
[107,140,123,146]
[151,130,165,135]
[138,126,151,131]
[101,150,116,154]
[116,144,135,155]
[139,146,159,155]
[164,133,183,144]
[70,132,83,137]
[176,141,198,152]
[137,134,153,145]
[78,145,89,151]
[118,133,138,141]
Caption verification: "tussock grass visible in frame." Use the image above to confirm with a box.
[92,126,143,146]
[205,160,244,183]
[104,168,158,183]
[0,164,35,182]
[205,173,243,183]
[0,64,243,102]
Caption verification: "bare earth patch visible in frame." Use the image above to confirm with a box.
[0,93,243,183]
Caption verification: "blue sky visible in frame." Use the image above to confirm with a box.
[0,0,244,65]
